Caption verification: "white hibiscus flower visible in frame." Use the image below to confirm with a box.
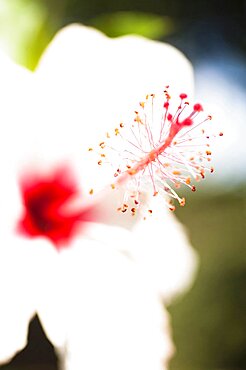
[0,24,197,370]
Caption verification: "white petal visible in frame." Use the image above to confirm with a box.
[130,197,198,302]
[33,24,194,194]
[0,49,36,233]
[0,237,52,363]
[0,50,46,363]
[37,223,174,370]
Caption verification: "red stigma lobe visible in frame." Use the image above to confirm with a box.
[193,103,203,112]
[17,166,97,250]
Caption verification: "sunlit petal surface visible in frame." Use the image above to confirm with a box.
[34,24,194,194]
[0,237,53,363]
[37,223,175,370]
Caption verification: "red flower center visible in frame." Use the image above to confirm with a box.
[17,166,97,250]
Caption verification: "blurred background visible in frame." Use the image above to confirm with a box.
[0,0,245,369]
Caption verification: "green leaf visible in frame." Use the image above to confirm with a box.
[89,11,175,40]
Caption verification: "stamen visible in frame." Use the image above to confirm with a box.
[91,87,222,214]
